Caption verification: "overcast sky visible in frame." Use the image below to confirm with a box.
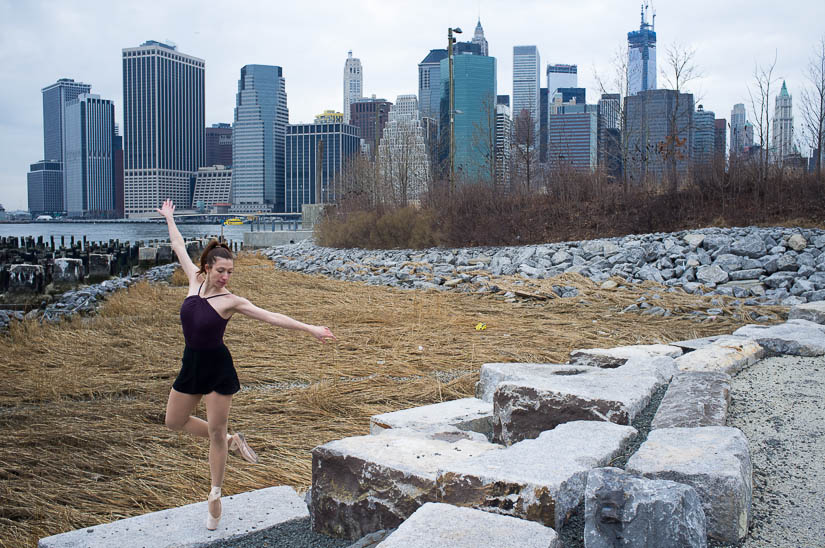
[1,0,822,211]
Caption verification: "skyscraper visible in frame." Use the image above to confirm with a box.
[627,5,657,96]
[730,103,747,156]
[39,78,92,212]
[379,95,431,204]
[693,105,715,168]
[206,123,233,167]
[343,51,363,124]
[495,103,512,189]
[513,46,541,134]
[231,64,289,213]
[27,161,63,216]
[546,64,577,96]
[714,118,727,164]
[539,87,549,163]
[418,49,448,120]
[284,122,360,212]
[771,81,794,164]
[64,94,116,217]
[350,97,392,159]
[625,89,694,182]
[549,108,599,172]
[440,53,497,183]
[122,40,204,217]
[472,19,489,56]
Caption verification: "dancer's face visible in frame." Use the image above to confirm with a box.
[208,258,234,289]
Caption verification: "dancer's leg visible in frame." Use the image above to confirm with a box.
[165,388,208,437]
[203,391,233,487]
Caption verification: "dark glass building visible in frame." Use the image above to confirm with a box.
[350,98,392,159]
[206,123,233,167]
[27,161,64,216]
[285,123,360,213]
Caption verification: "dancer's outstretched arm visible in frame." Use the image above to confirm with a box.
[230,297,336,343]
[156,199,198,280]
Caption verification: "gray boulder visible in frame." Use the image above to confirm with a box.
[652,371,731,429]
[713,254,742,273]
[732,320,825,356]
[788,301,825,324]
[584,467,707,548]
[730,234,766,258]
[696,265,729,285]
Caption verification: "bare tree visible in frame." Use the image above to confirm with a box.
[801,36,825,180]
[659,42,701,192]
[512,109,539,191]
[748,52,778,183]
[469,94,499,186]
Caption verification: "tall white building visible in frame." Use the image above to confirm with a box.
[513,45,541,135]
[771,81,794,164]
[192,165,232,210]
[730,103,748,156]
[693,105,716,167]
[472,19,489,56]
[122,41,204,217]
[495,103,512,189]
[378,95,430,204]
[627,5,657,96]
[343,51,363,124]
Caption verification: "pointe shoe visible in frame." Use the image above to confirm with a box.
[206,486,221,530]
[228,432,258,464]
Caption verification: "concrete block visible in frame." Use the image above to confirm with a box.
[584,467,707,548]
[138,246,158,266]
[493,357,675,445]
[156,244,174,264]
[375,503,562,548]
[38,485,308,548]
[569,344,683,368]
[626,427,752,543]
[52,258,83,285]
[370,398,493,440]
[733,319,825,356]
[651,371,731,429]
[669,335,726,352]
[8,264,45,294]
[186,240,202,259]
[88,253,113,282]
[475,362,597,403]
[675,337,764,374]
[437,421,637,529]
[310,430,500,540]
[788,301,825,324]
[243,230,314,249]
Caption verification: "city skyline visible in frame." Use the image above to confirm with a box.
[1,0,823,210]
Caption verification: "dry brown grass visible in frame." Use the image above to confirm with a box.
[0,254,785,546]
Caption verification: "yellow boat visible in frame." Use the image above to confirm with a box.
[223,217,245,226]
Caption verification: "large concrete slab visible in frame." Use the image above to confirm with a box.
[674,337,764,375]
[733,320,825,356]
[475,362,597,403]
[626,426,752,544]
[493,357,676,445]
[569,344,683,368]
[584,467,707,548]
[669,335,726,352]
[38,486,308,548]
[310,430,500,540]
[370,398,492,440]
[375,503,562,548]
[788,301,825,325]
[651,371,731,429]
[437,421,637,529]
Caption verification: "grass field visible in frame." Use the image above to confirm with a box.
[0,254,784,547]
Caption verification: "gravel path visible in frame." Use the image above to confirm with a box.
[727,355,825,547]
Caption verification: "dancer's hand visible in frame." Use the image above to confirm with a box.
[309,325,337,343]
[156,199,175,220]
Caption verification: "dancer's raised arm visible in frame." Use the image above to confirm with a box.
[156,199,198,280]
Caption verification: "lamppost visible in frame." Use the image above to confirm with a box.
[448,26,462,194]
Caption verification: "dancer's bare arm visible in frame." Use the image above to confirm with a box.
[230,296,336,343]
[157,199,198,280]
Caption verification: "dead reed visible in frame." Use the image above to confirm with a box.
[0,254,784,546]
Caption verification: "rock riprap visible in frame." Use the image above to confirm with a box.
[437,421,637,530]
[584,467,707,548]
[375,503,562,548]
[492,356,676,445]
[625,426,752,543]
[262,226,825,305]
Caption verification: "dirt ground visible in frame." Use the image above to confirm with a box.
[0,254,785,547]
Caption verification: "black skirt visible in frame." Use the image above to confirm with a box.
[172,344,240,395]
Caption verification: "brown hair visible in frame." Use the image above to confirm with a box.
[198,239,234,274]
